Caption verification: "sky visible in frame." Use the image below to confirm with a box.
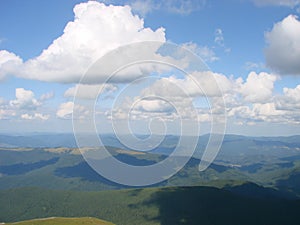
[0,0,300,136]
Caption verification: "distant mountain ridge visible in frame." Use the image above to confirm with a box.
[0,133,300,148]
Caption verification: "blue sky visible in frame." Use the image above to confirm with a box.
[0,0,300,136]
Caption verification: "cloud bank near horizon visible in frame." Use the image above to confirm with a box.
[0,1,299,134]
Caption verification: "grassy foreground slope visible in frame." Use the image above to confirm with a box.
[6,217,114,225]
[1,185,300,225]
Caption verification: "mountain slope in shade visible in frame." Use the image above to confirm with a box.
[1,185,300,225]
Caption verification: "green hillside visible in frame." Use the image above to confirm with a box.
[6,217,114,225]
[1,185,300,225]
[2,145,300,194]
[1,135,300,224]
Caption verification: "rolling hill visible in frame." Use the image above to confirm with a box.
[1,143,300,197]
[1,134,300,224]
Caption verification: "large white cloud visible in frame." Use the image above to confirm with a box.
[0,1,166,83]
[265,15,300,75]
[238,72,277,103]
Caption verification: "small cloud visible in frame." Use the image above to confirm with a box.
[130,0,157,16]
[0,38,6,45]
[214,28,231,53]
[21,113,50,121]
[181,42,219,62]
[0,109,16,120]
[64,84,117,99]
[244,61,265,71]
[276,84,300,111]
[0,97,6,106]
[163,0,206,15]
[9,88,53,112]
[56,101,89,119]
[0,97,15,120]
[135,99,175,113]
[40,91,54,101]
[9,88,41,110]
[56,102,74,119]
[252,0,300,8]
[127,0,205,16]
[214,28,225,47]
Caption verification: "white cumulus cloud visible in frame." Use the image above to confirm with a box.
[141,71,234,98]
[265,15,300,75]
[56,101,89,119]
[56,102,74,119]
[135,99,175,113]
[1,90,52,120]
[74,70,300,126]
[0,1,166,83]
[117,71,282,123]
[238,72,278,103]
[0,109,16,120]
[21,113,50,120]
[9,88,41,110]
[275,84,300,110]
[0,50,22,80]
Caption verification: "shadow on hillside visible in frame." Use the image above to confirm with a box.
[143,186,300,225]
[54,162,124,187]
[0,157,59,175]
[276,171,300,196]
